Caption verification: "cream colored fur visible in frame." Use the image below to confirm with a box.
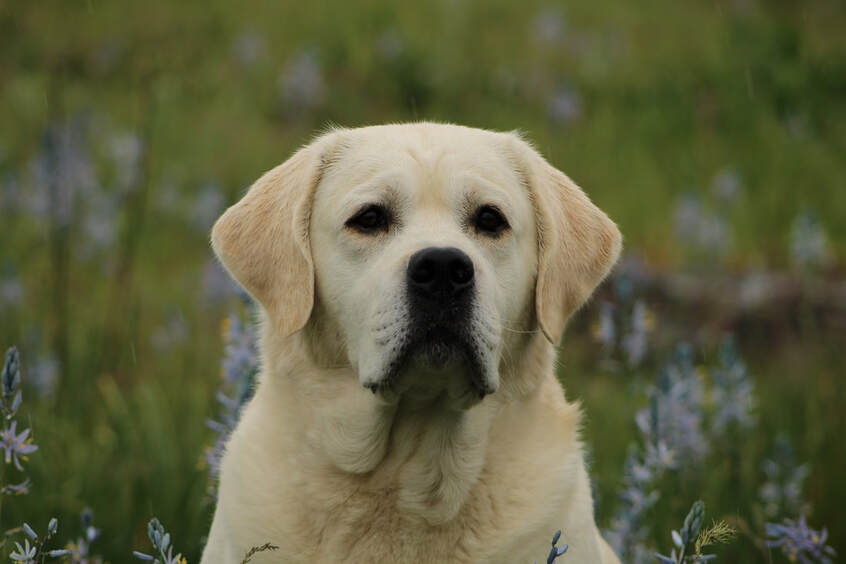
[202,123,622,563]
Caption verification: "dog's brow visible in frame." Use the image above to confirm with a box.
[335,180,407,224]
[461,177,515,209]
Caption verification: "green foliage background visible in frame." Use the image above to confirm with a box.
[0,0,844,561]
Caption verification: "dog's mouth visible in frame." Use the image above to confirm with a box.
[408,325,466,367]
[364,323,492,400]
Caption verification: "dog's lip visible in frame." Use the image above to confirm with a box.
[364,332,494,399]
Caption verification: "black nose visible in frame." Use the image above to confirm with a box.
[407,247,475,300]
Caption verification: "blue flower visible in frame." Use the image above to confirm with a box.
[535,530,568,564]
[758,437,810,518]
[221,313,259,386]
[205,304,260,495]
[2,346,22,402]
[605,346,709,562]
[0,420,38,471]
[710,338,756,434]
[790,210,829,270]
[8,519,72,562]
[63,508,103,562]
[133,519,187,564]
[10,538,37,562]
[546,529,568,563]
[765,515,836,564]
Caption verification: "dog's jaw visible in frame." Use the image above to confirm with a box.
[357,306,501,408]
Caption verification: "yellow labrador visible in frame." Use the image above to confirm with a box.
[202,123,621,563]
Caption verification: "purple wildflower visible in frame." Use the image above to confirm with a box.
[278,50,326,112]
[27,119,98,227]
[673,193,702,245]
[636,346,709,463]
[711,168,742,202]
[765,516,835,564]
[205,392,240,482]
[0,420,39,471]
[150,313,190,353]
[222,313,259,385]
[10,519,72,562]
[205,303,260,494]
[10,538,37,562]
[201,258,240,305]
[710,338,756,434]
[697,216,730,255]
[593,301,617,353]
[133,518,187,564]
[1,346,39,493]
[548,87,583,124]
[790,211,829,270]
[1,478,32,495]
[605,443,663,564]
[232,31,266,67]
[29,353,60,400]
[759,437,810,519]
[532,7,566,43]
[63,509,104,564]
[622,300,653,367]
[544,530,568,563]
[2,345,22,403]
[592,268,654,368]
[606,347,708,562]
[81,194,118,256]
[108,131,144,193]
[673,193,731,256]
[191,183,224,232]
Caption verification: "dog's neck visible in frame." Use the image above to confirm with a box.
[255,319,554,525]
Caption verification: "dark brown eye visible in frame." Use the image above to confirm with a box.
[474,205,509,236]
[345,205,390,234]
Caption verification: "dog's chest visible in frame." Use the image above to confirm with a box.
[292,476,512,563]
[221,378,585,563]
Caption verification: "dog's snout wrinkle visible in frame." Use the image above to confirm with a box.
[407,247,474,301]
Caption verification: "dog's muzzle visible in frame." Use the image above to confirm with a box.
[362,246,496,401]
[406,247,490,394]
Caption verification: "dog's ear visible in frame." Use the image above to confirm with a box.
[509,135,622,345]
[211,131,343,336]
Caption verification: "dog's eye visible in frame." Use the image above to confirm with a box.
[474,206,509,236]
[346,205,390,234]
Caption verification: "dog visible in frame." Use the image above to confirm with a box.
[201,123,622,563]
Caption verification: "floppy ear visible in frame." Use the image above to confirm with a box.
[510,135,622,345]
[211,132,341,336]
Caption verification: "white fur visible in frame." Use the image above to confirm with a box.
[203,123,621,563]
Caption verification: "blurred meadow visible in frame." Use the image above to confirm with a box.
[1,0,844,561]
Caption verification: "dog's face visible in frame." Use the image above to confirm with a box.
[309,127,537,404]
[211,124,621,407]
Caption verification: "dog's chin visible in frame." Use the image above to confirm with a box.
[364,333,494,408]
[412,338,462,369]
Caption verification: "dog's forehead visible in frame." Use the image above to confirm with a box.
[321,124,523,198]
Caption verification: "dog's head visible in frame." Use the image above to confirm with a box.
[212,124,621,407]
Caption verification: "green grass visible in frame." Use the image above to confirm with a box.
[0,0,844,560]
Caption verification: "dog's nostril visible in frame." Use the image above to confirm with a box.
[407,247,475,299]
[409,259,435,284]
[450,259,473,285]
